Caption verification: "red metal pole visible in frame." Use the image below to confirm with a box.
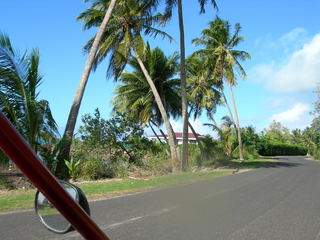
[0,111,110,240]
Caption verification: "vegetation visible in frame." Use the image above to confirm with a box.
[0,33,59,165]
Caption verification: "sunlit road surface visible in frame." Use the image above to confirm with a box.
[1,156,320,240]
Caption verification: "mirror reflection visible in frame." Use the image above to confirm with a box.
[36,183,78,233]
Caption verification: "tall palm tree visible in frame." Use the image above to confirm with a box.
[163,0,218,171]
[193,17,250,161]
[56,0,117,177]
[77,0,180,168]
[0,33,58,152]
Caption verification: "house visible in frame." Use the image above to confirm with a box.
[147,132,205,144]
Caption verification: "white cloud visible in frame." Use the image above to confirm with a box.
[251,32,320,93]
[270,103,311,129]
[280,28,307,43]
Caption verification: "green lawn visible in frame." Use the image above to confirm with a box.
[0,158,274,213]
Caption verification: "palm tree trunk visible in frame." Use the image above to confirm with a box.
[134,51,179,170]
[229,85,244,161]
[221,90,236,124]
[55,0,117,178]
[148,122,165,145]
[188,121,207,161]
[149,121,171,157]
[150,119,169,143]
[178,0,188,172]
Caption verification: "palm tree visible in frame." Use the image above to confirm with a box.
[193,17,250,161]
[205,115,236,158]
[112,45,180,159]
[56,0,117,177]
[162,0,218,171]
[0,33,58,152]
[186,55,222,160]
[113,45,180,125]
[77,0,180,168]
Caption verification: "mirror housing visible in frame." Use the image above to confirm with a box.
[35,181,90,234]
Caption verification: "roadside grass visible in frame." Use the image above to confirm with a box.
[79,169,233,199]
[0,158,274,213]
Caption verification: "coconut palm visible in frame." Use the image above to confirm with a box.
[193,17,250,161]
[205,115,236,158]
[77,0,180,168]
[56,0,117,177]
[112,45,180,157]
[162,0,218,171]
[186,55,222,160]
[112,45,180,128]
[0,33,58,152]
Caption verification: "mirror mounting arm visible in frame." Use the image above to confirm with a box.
[0,111,110,240]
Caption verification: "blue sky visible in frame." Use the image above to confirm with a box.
[1,0,320,136]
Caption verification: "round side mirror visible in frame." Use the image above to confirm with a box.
[35,181,90,234]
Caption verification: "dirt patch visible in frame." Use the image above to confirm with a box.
[0,174,34,190]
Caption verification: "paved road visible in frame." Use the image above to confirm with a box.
[1,156,320,240]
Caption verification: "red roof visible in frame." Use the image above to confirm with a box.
[148,132,204,139]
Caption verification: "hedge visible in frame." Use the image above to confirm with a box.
[258,142,308,156]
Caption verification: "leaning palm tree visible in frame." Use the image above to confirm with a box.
[56,0,117,177]
[0,33,58,152]
[113,45,180,127]
[77,0,180,168]
[112,45,180,154]
[193,17,250,161]
[162,0,218,170]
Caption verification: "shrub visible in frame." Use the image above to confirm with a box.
[258,142,308,156]
[310,145,320,160]
[232,145,260,160]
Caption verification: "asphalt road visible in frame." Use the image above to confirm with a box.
[1,156,320,240]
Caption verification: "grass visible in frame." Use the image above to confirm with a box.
[0,158,275,213]
[79,169,233,199]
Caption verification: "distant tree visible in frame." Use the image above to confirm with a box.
[291,129,304,146]
[264,121,291,144]
[79,109,151,164]
[205,116,236,158]
[186,55,222,160]
[192,17,250,161]
[241,125,260,148]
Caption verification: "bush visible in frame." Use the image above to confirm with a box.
[310,145,320,160]
[197,137,229,167]
[78,155,129,180]
[232,145,260,160]
[258,142,308,156]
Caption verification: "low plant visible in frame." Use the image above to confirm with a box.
[64,158,81,181]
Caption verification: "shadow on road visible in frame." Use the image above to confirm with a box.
[228,158,303,169]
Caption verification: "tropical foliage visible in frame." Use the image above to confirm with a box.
[193,17,250,160]
[0,33,58,155]
[77,0,180,169]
